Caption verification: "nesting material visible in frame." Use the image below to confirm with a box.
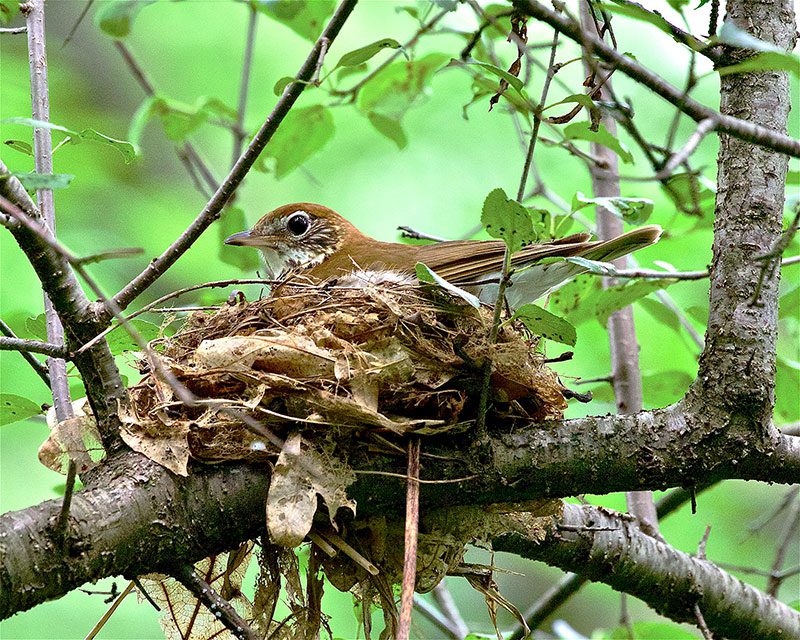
[123,280,567,476]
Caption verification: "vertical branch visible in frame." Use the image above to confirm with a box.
[579,3,661,540]
[231,4,258,168]
[24,0,77,530]
[398,437,421,640]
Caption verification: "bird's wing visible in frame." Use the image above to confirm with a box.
[417,226,661,284]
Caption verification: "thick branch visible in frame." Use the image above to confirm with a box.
[512,0,800,158]
[111,0,359,313]
[494,503,800,640]
[1,408,798,619]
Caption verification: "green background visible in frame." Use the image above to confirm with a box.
[1,1,798,638]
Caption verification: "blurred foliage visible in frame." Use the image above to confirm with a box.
[0,0,798,638]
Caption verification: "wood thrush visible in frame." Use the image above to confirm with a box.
[225,203,662,307]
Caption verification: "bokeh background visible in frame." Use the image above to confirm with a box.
[1,1,798,638]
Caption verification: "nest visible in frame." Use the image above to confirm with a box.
[118,280,567,637]
[122,280,567,474]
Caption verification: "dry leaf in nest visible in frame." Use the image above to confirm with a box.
[266,433,356,547]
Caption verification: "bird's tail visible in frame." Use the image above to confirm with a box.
[579,224,663,262]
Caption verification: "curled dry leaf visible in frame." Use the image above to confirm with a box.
[39,398,106,474]
[267,433,356,547]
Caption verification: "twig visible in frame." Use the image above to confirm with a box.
[580,2,661,541]
[24,0,76,538]
[312,36,330,85]
[114,41,219,199]
[0,319,50,385]
[173,564,259,640]
[75,278,272,355]
[0,26,27,34]
[412,595,462,639]
[315,529,379,575]
[750,208,800,306]
[112,0,360,314]
[696,525,712,560]
[0,335,67,357]
[460,9,516,59]
[513,0,800,158]
[74,247,144,265]
[231,4,258,168]
[694,603,713,640]
[331,8,448,99]
[61,0,93,48]
[398,437,421,640]
[431,582,470,639]
[655,118,717,179]
[766,499,800,596]
[84,581,135,640]
[397,225,449,243]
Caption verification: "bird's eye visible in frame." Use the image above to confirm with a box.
[286,212,310,237]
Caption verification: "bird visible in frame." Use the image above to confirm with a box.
[225,203,662,308]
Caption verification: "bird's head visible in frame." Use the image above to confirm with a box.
[225,203,357,279]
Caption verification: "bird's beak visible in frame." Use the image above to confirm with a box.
[224,230,261,246]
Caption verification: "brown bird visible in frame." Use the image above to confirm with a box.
[225,203,662,307]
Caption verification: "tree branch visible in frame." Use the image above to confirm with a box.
[513,0,800,158]
[111,0,359,314]
[494,503,800,640]
[1,405,798,619]
[0,335,68,358]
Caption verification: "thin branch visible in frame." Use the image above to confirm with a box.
[330,8,448,99]
[412,595,463,639]
[231,4,258,168]
[431,583,469,639]
[172,564,259,640]
[513,0,800,158]
[398,437,421,640]
[655,118,717,180]
[111,0,360,314]
[24,0,76,535]
[0,26,27,34]
[0,335,68,358]
[766,498,800,596]
[0,319,50,386]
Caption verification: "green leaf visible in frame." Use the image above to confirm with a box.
[548,274,599,317]
[543,93,595,112]
[10,172,74,190]
[358,53,449,121]
[1,117,74,134]
[718,19,785,53]
[129,95,236,145]
[1,394,41,427]
[598,2,679,39]
[563,122,633,164]
[481,187,536,254]
[788,599,800,613]
[0,0,19,25]
[461,60,524,93]
[641,370,693,407]
[107,319,162,355]
[25,313,47,341]
[512,304,577,346]
[3,140,33,156]
[219,206,260,271]
[366,112,407,150]
[663,172,715,215]
[2,118,137,163]
[416,263,480,308]
[273,76,298,96]
[263,104,335,179]
[718,51,800,78]
[638,296,681,335]
[93,0,156,38]
[572,192,654,224]
[335,38,402,69]
[65,129,137,164]
[255,0,336,41]
[594,279,677,325]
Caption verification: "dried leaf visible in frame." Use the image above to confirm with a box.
[120,415,190,476]
[267,434,356,547]
[139,548,254,640]
[39,398,106,474]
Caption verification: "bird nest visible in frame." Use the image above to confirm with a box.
[107,281,568,638]
[121,280,567,476]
